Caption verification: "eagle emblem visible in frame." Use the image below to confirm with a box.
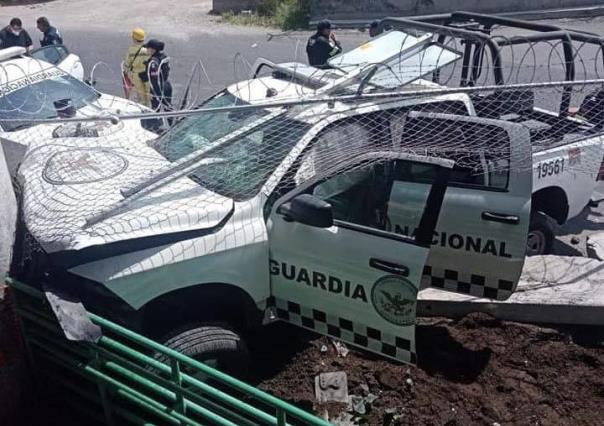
[371,276,417,326]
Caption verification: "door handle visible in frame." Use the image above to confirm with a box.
[481,211,520,225]
[369,258,409,277]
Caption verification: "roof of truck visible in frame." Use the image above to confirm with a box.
[0,54,58,87]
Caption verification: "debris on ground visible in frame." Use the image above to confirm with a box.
[256,313,604,425]
[587,233,604,260]
[314,371,349,403]
[329,412,357,426]
[348,392,378,415]
[331,339,350,357]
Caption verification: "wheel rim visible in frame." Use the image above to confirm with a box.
[526,230,546,255]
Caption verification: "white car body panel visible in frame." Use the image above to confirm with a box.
[532,136,604,220]
[69,198,270,310]
[57,52,84,80]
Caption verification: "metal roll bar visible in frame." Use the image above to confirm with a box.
[379,12,604,118]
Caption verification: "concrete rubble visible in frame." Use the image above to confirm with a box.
[315,371,349,403]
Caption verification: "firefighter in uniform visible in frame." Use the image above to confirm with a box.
[306,20,342,68]
[139,39,173,130]
[123,28,151,107]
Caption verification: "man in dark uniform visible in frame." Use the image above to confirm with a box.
[369,20,380,38]
[36,17,63,47]
[0,18,33,51]
[139,39,173,131]
[306,19,342,68]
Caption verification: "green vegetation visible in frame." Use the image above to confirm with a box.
[220,0,310,30]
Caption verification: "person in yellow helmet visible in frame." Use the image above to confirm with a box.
[123,27,151,107]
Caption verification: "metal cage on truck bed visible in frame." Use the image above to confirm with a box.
[6,278,331,426]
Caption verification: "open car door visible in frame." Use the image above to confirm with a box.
[30,45,84,80]
[268,152,452,364]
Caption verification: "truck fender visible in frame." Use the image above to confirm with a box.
[139,283,263,339]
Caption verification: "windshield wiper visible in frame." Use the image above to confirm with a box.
[6,122,34,132]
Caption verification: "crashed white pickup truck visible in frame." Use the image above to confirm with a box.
[8,15,604,372]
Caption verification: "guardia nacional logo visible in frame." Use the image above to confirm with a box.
[371,276,418,326]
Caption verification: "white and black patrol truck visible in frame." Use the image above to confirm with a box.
[8,14,604,373]
[0,45,153,174]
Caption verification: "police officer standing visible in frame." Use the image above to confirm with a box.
[369,20,380,38]
[36,17,63,47]
[124,28,151,107]
[0,18,33,51]
[306,20,342,68]
[139,39,173,130]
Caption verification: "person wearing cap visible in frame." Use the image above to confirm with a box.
[369,20,380,38]
[0,18,33,51]
[123,27,151,107]
[36,17,63,47]
[139,39,172,129]
[306,19,342,68]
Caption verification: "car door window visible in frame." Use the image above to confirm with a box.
[309,158,440,238]
[311,161,392,231]
[398,116,510,190]
[30,45,69,66]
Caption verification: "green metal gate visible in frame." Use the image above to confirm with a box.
[7,278,331,426]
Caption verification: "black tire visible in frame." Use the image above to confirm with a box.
[157,324,250,379]
[527,212,554,256]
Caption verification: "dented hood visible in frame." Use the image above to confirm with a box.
[18,134,234,256]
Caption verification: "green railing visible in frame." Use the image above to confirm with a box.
[7,278,332,426]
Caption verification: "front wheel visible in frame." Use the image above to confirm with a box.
[526,212,554,256]
[156,324,250,379]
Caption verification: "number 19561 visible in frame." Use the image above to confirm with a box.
[537,159,564,179]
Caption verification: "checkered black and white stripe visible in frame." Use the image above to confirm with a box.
[271,297,416,364]
[422,265,514,300]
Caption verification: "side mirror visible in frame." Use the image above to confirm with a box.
[278,194,333,228]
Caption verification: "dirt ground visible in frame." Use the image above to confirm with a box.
[9,313,604,426]
[252,314,604,426]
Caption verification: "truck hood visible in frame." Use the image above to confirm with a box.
[17,131,234,256]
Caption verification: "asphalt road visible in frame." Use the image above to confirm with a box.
[48,16,604,115]
[62,29,370,102]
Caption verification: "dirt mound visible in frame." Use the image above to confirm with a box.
[254,314,604,425]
